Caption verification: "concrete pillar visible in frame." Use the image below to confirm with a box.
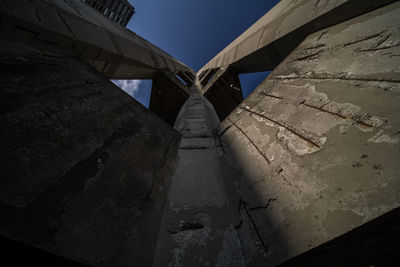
[153,84,245,266]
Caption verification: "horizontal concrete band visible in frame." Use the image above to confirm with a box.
[197,0,397,76]
[0,0,194,80]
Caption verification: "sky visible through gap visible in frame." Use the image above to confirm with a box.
[113,0,280,107]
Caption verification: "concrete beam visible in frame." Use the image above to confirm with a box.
[0,0,194,79]
[198,0,397,76]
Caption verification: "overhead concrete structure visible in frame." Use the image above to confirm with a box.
[0,0,399,266]
[0,0,194,125]
[82,0,135,27]
[198,0,398,121]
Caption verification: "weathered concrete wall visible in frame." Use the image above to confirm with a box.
[0,39,181,266]
[197,0,398,125]
[217,2,400,265]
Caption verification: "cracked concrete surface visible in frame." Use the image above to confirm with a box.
[218,2,400,266]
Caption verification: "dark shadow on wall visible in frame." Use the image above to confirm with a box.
[149,71,190,126]
[200,68,271,122]
[0,46,181,266]
[0,235,88,266]
[202,67,244,121]
[278,207,400,266]
[217,130,293,266]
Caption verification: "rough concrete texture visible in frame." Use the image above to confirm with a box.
[1,0,400,265]
[153,89,246,266]
[217,2,400,266]
[0,40,181,266]
[198,0,397,75]
[0,0,194,79]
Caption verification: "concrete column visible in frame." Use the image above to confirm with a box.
[153,84,245,266]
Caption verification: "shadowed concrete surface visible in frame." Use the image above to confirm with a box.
[216,2,400,265]
[278,207,400,266]
[149,71,190,126]
[0,39,181,266]
[201,67,244,121]
[1,0,400,266]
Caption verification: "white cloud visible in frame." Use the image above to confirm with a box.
[112,80,142,97]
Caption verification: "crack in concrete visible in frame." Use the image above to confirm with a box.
[239,198,269,252]
[234,219,243,229]
[228,118,271,164]
[249,198,277,211]
[219,124,233,137]
[391,131,400,136]
[343,30,386,47]
[316,31,328,41]
[374,33,392,48]
[293,49,324,61]
[30,0,42,22]
[302,102,347,119]
[272,73,400,83]
[55,8,77,40]
[239,107,321,148]
[258,93,381,128]
[357,43,400,52]
[258,92,282,99]
[168,222,204,234]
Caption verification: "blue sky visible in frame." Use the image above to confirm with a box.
[113,0,280,107]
